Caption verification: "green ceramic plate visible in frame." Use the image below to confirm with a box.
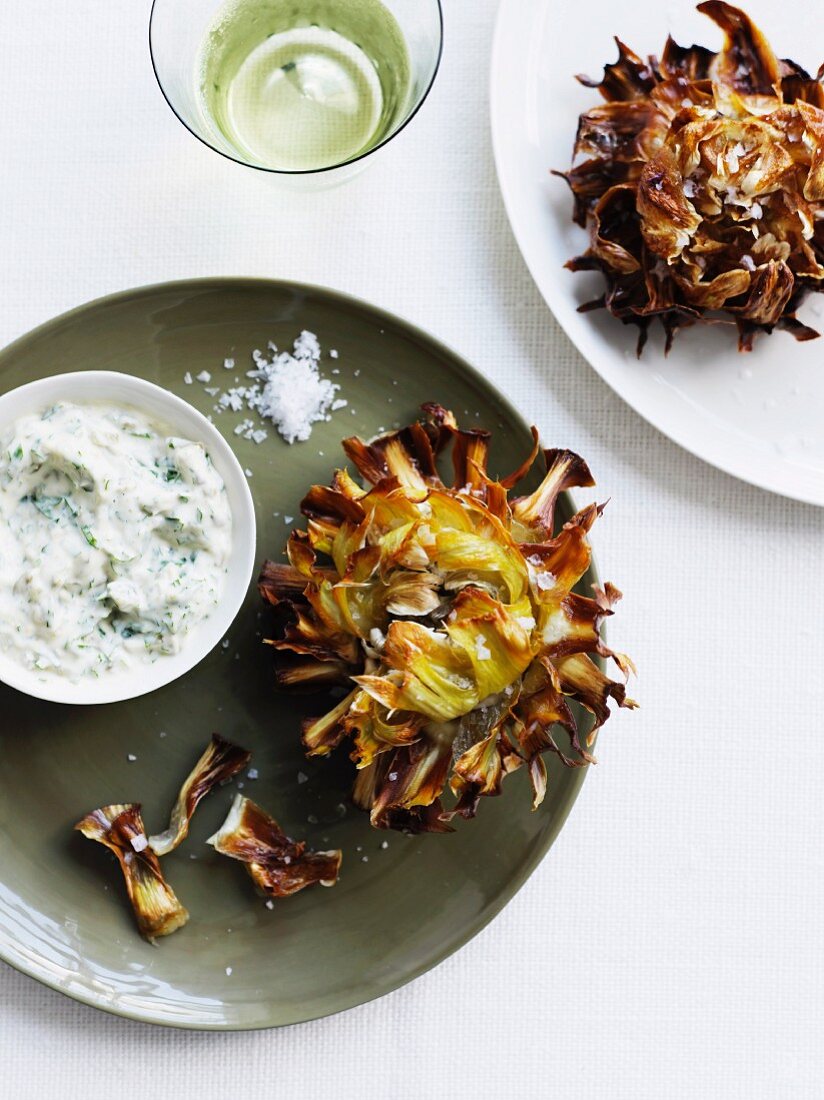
[0,278,598,1029]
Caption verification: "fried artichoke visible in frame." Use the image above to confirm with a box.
[558,1,824,352]
[259,405,635,833]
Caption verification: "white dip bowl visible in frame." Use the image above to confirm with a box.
[0,371,256,705]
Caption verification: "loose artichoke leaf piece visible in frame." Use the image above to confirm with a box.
[207,795,342,898]
[75,804,189,942]
[148,734,252,856]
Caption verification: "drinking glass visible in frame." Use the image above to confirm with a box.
[150,0,443,184]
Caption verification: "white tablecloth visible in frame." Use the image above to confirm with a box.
[2,2,822,1097]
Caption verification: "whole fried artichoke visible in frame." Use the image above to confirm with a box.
[259,405,635,833]
[558,1,824,352]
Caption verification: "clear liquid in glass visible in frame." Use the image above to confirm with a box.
[198,0,411,171]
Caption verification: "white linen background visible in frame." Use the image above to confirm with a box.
[1,2,822,1097]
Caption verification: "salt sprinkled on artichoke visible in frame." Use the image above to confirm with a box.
[558,1,824,353]
[259,404,635,833]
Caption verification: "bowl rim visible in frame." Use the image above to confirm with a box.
[148,0,445,177]
[0,369,257,706]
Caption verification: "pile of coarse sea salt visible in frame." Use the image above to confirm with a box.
[185,330,346,445]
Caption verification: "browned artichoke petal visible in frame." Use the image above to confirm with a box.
[637,147,701,261]
[798,101,824,201]
[348,708,423,769]
[272,652,354,689]
[697,1,780,94]
[572,101,656,166]
[782,72,824,109]
[301,483,367,527]
[588,185,644,273]
[499,426,541,489]
[675,269,752,310]
[343,428,434,494]
[659,34,715,79]
[259,561,309,605]
[556,652,638,749]
[450,428,491,491]
[447,729,506,817]
[521,503,601,597]
[576,36,657,101]
[208,795,342,897]
[514,660,594,788]
[374,802,454,834]
[352,754,392,810]
[368,739,454,830]
[737,260,795,327]
[512,449,595,535]
[287,530,323,576]
[302,688,362,755]
[274,602,362,666]
[148,735,252,856]
[76,804,189,942]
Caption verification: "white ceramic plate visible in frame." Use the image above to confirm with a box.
[491,0,824,505]
[0,372,256,705]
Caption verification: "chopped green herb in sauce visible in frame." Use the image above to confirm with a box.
[0,401,232,680]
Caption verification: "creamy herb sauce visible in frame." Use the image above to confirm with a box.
[0,401,232,680]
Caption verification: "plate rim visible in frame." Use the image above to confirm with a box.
[0,275,597,1030]
[489,0,824,508]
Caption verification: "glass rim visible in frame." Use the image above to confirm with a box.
[148,0,444,176]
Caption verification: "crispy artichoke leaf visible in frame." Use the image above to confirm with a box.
[450,429,491,491]
[76,804,189,942]
[577,37,657,102]
[302,687,362,756]
[446,719,523,821]
[698,1,780,95]
[208,795,342,897]
[384,569,441,616]
[368,739,454,831]
[798,101,824,201]
[522,503,600,599]
[556,652,638,748]
[352,754,392,810]
[659,34,715,80]
[261,405,635,831]
[637,146,702,261]
[345,693,424,768]
[259,561,310,605]
[272,651,354,689]
[511,449,596,537]
[148,735,252,856]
